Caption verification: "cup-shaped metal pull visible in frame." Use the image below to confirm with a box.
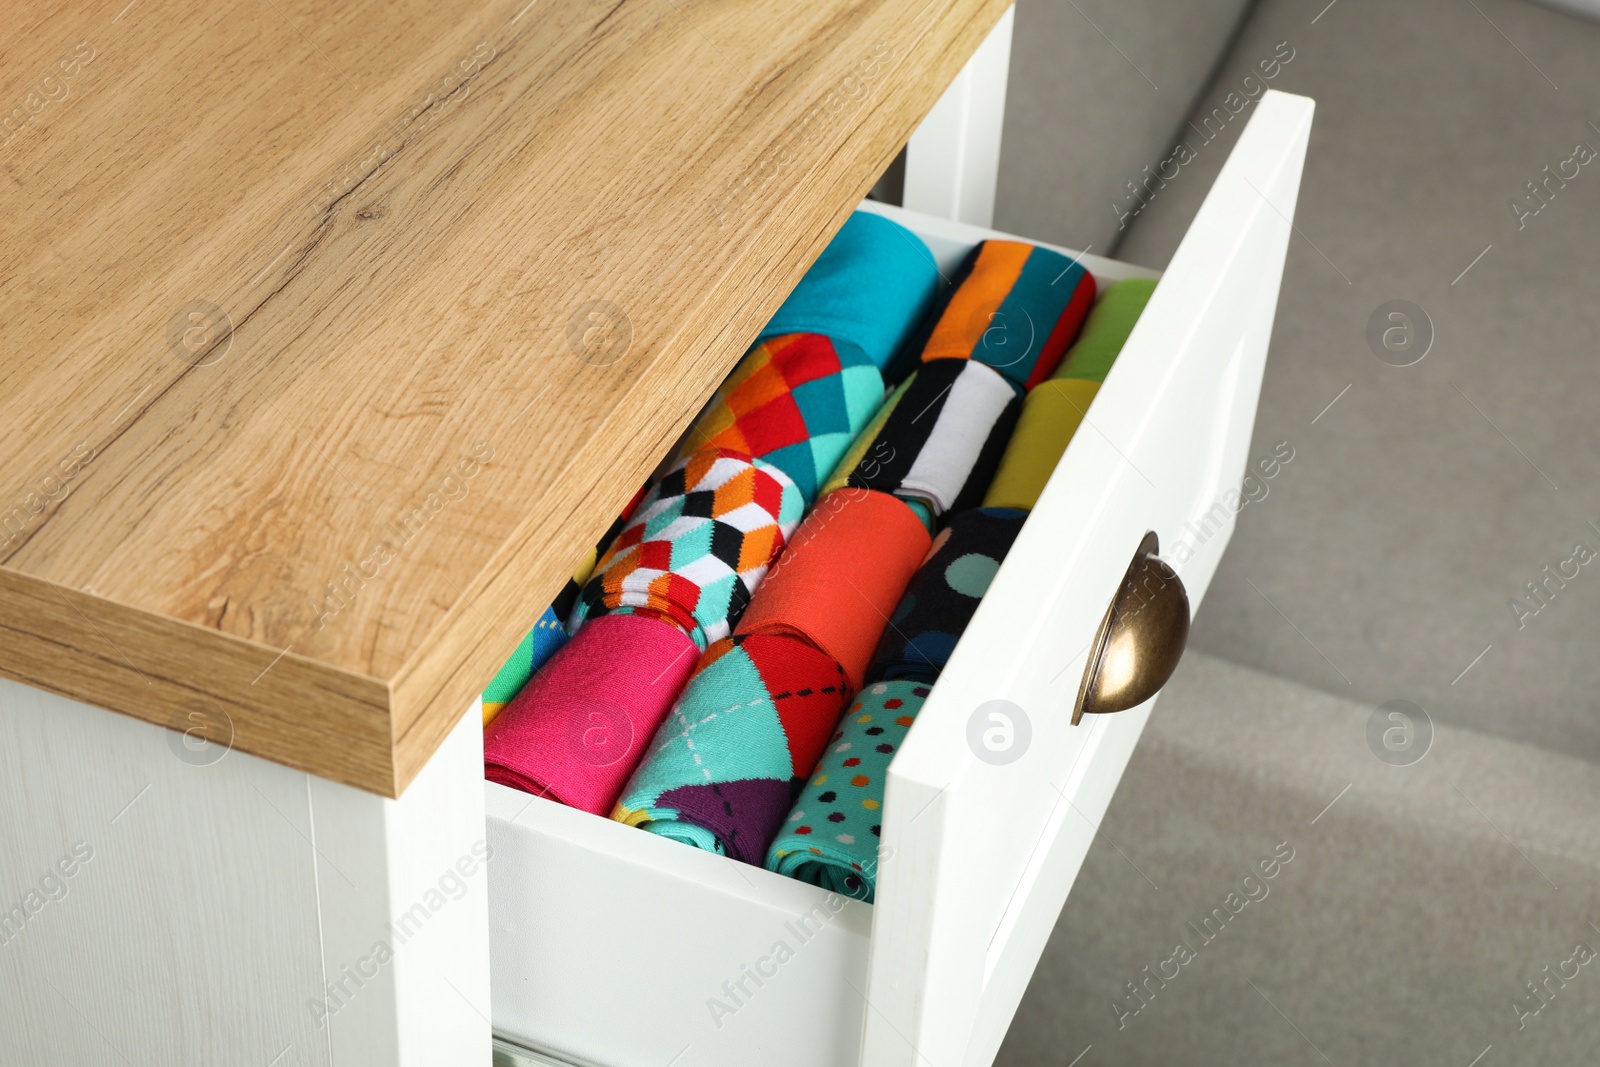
[1072,531,1189,725]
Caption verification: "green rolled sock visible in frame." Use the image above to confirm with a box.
[1053,277,1157,383]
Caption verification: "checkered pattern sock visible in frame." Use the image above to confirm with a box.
[571,448,806,649]
[756,210,942,372]
[671,333,886,502]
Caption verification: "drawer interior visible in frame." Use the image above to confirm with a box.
[482,215,1154,1067]
[484,90,1313,1067]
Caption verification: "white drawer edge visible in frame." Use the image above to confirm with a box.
[494,1035,593,1067]
[862,90,1315,1067]
[485,781,872,932]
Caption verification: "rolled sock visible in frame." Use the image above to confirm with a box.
[757,211,942,372]
[983,277,1156,511]
[484,613,700,816]
[1053,277,1156,383]
[737,488,933,689]
[572,449,805,649]
[979,379,1102,512]
[865,507,1028,684]
[672,333,886,502]
[822,360,1021,519]
[766,679,930,902]
[614,634,850,863]
[919,239,1097,389]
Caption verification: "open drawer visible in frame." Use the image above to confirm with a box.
[486,90,1313,1067]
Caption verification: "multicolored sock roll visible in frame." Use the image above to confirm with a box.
[765,679,930,901]
[983,278,1155,511]
[864,506,1029,684]
[481,494,643,726]
[612,634,849,862]
[666,211,942,496]
[919,240,1097,390]
[822,359,1022,520]
[671,333,887,502]
[757,211,943,373]
[571,448,805,649]
[613,488,931,861]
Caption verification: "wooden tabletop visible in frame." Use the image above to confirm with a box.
[0,0,1009,796]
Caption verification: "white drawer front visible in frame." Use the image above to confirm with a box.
[486,784,873,1067]
[864,90,1312,1067]
[486,89,1313,1067]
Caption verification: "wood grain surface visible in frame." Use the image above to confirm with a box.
[0,0,1010,796]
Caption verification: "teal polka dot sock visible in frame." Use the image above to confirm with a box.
[765,679,929,901]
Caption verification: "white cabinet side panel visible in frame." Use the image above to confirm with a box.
[309,703,491,1067]
[0,678,331,1066]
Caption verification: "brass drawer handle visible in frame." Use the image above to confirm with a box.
[1072,531,1190,725]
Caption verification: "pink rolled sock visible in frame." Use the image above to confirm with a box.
[484,613,699,815]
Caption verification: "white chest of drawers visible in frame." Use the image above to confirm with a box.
[0,3,1309,1059]
[486,92,1313,1067]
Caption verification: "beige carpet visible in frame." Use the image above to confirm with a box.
[998,651,1600,1066]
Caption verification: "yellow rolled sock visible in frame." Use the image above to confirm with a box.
[981,378,1101,510]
